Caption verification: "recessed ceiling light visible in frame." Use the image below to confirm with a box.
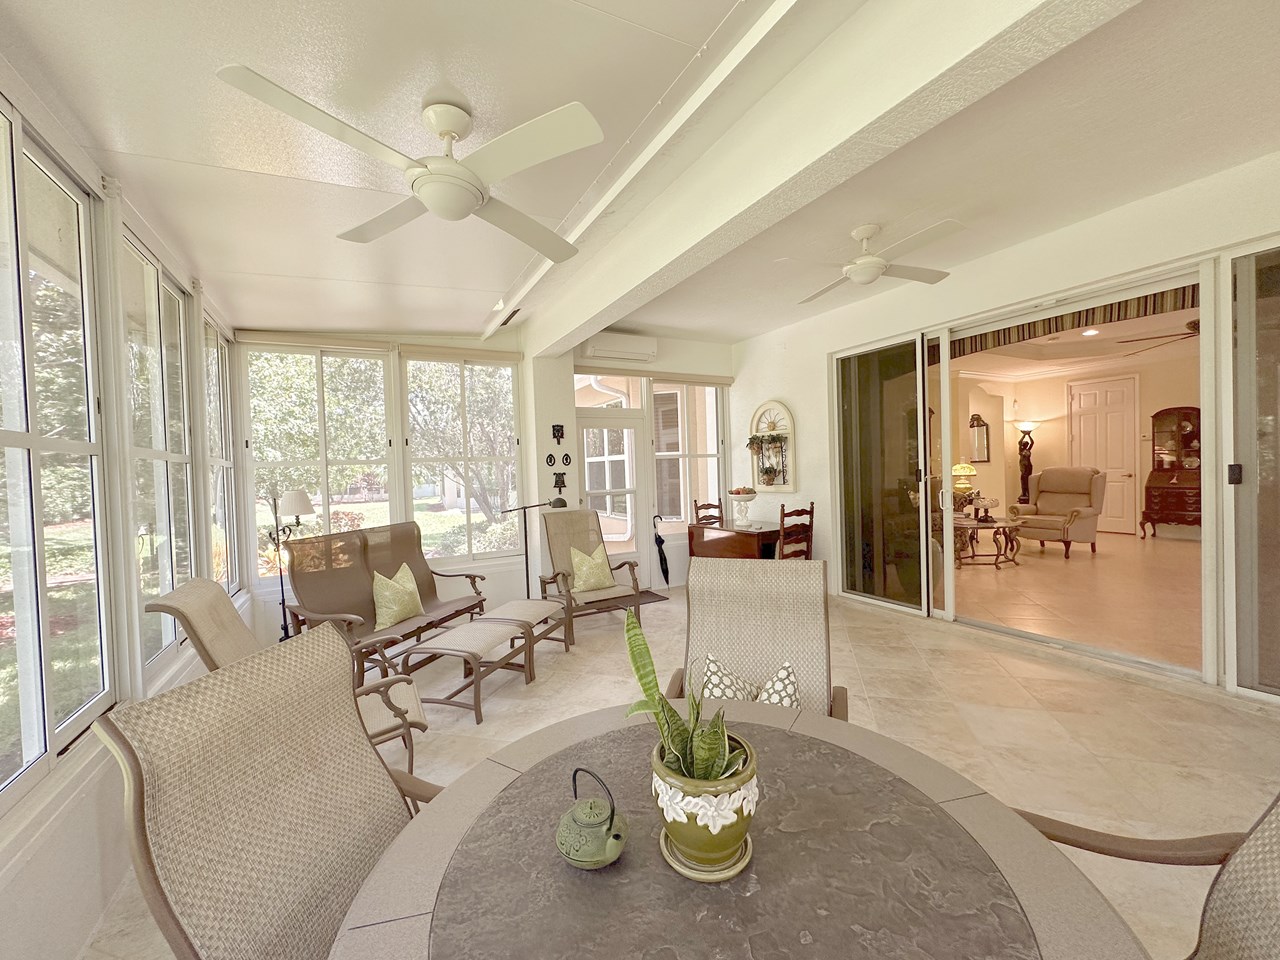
[1081,329,1099,337]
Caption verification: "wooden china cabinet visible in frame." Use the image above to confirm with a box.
[1139,406,1201,538]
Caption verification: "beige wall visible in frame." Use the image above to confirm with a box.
[1001,352,1200,497]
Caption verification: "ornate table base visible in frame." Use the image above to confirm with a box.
[955,519,1023,569]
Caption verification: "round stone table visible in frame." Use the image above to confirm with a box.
[330,702,1149,960]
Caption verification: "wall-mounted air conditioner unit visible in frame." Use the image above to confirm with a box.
[582,332,658,363]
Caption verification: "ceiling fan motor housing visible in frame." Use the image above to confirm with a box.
[407,158,486,221]
[843,256,887,285]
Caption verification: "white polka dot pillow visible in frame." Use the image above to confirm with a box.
[700,655,760,701]
[756,662,801,708]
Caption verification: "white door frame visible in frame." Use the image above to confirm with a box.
[576,408,653,589]
[1066,374,1140,535]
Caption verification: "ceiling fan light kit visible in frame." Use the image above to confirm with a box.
[217,66,603,262]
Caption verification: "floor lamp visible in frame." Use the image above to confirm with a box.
[269,489,314,642]
[501,498,567,598]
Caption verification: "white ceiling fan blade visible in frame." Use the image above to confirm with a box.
[473,197,578,263]
[876,218,964,263]
[799,276,850,305]
[462,102,603,185]
[881,264,950,284]
[218,65,417,172]
[338,197,427,243]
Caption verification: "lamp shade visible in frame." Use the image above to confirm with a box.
[951,462,978,493]
[278,489,314,518]
[1016,421,1038,433]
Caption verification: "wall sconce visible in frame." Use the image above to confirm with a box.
[1015,422,1037,503]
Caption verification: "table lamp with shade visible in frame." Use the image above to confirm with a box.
[951,462,978,493]
[269,489,314,642]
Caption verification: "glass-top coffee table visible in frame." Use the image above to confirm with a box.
[955,516,1024,569]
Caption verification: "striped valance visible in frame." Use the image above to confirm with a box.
[948,284,1198,360]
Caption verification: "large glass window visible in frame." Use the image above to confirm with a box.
[406,359,519,558]
[122,237,193,662]
[204,321,237,593]
[1,129,108,794]
[247,350,387,576]
[652,382,722,528]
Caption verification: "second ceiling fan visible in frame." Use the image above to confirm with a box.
[218,65,603,262]
[786,219,965,304]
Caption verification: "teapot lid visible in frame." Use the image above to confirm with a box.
[571,796,611,828]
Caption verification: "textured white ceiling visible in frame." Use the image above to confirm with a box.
[616,0,1280,343]
[0,0,768,333]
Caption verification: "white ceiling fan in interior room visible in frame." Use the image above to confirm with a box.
[216,65,604,263]
[782,219,966,304]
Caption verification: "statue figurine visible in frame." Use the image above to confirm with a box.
[1017,429,1035,504]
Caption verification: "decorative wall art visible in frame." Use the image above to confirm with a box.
[745,401,796,492]
[552,424,565,445]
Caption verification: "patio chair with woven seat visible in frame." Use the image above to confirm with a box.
[93,623,440,960]
[540,508,645,645]
[665,556,849,720]
[286,521,485,674]
[146,577,429,774]
[1016,793,1280,959]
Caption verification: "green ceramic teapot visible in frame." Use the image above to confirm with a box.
[556,767,627,870]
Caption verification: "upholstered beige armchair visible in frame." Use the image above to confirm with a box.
[146,578,428,774]
[1017,794,1280,959]
[94,624,439,960]
[666,557,848,720]
[1008,466,1106,558]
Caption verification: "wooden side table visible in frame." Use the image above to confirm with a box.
[955,517,1023,569]
[689,521,779,559]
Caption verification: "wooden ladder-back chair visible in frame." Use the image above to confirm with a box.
[692,498,723,525]
[778,501,815,560]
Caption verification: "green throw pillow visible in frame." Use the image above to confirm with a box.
[373,562,425,630]
[570,543,615,592]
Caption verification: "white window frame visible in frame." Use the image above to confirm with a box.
[243,345,396,585]
[121,231,194,682]
[203,318,239,594]
[0,108,113,813]
[651,381,725,526]
[401,356,522,562]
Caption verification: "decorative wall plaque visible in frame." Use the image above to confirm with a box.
[745,401,796,492]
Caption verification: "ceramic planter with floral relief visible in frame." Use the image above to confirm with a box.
[625,611,761,883]
[651,734,758,881]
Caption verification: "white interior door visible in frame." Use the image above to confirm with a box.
[578,413,651,587]
[1069,376,1137,534]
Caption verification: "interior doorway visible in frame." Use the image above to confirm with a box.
[947,284,1202,672]
[1068,376,1138,535]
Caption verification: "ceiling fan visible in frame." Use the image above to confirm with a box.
[1119,319,1200,357]
[217,65,604,262]
[784,220,965,305]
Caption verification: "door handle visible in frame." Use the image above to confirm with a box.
[1121,473,1134,478]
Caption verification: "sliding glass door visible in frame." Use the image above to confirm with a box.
[1233,244,1280,695]
[836,339,932,611]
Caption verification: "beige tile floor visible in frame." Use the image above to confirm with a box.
[955,529,1202,671]
[82,589,1280,960]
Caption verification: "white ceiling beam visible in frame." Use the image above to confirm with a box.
[521,0,1144,358]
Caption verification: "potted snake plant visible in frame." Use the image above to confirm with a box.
[625,612,759,882]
